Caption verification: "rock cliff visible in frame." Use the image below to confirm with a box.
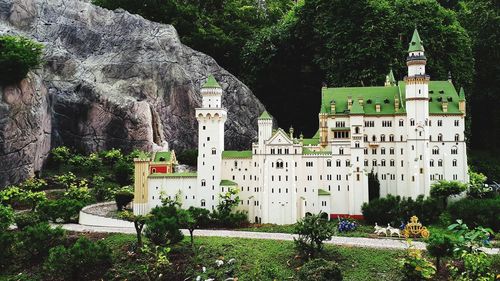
[0,0,265,186]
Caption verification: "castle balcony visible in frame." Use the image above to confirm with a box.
[368,142,380,147]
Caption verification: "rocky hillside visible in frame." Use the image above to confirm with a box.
[0,0,266,186]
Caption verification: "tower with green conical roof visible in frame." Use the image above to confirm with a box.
[459,87,466,114]
[385,69,396,87]
[258,110,273,147]
[408,28,425,53]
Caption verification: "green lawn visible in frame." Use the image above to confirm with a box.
[100,233,403,281]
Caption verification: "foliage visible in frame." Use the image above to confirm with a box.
[20,178,47,191]
[362,194,443,226]
[115,188,134,211]
[448,251,496,281]
[0,231,15,270]
[37,199,85,223]
[0,35,44,85]
[14,211,42,230]
[53,172,77,189]
[43,237,112,281]
[210,187,248,228]
[399,241,436,280]
[430,180,467,207]
[145,204,184,246]
[113,158,134,186]
[101,148,123,165]
[466,168,493,199]
[337,217,357,233]
[447,196,500,231]
[448,219,494,253]
[297,258,343,281]
[63,179,92,204]
[426,233,455,271]
[294,213,334,259]
[0,204,14,231]
[176,149,197,166]
[136,244,172,280]
[119,210,150,247]
[19,223,66,261]
[49,146,72,166]
[91,175,118,202]
[0,185,46,210]
[368,171,380,201]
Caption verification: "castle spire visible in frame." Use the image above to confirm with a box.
[202,74,221,89]
[385,69,396,86]
[408,28,424,53]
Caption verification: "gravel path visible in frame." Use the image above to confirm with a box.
[56,223,498,254]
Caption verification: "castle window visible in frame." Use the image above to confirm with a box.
[207,137,210,141]
[364,135,368,142]
[212,148,216,155]
[364,148,368,155]
[364,159,368,166]
[455,134,459,142]
[453,159,457,167]
[203,126,206,130]
[410,119,415,126]
[339,147,344,155]
[372,135,377,142]
[327,160,331,167]
[201,200,206,207]
[381,160,386,167]
[346,160,350,166]
[438,134,443,142]
[451,146,458,154]
[372,148,377,155]
[201,180,206,187]
[355,141,360,148]
[336,160,341,167]
[381,148,386,155]
[355,127,360,134]
[438,120,443,126]
[432,147,439,155]
[390,148,395,155]
[453,174,458,180]
[438,160,443,167]
[400,135,404,142]
[152,168,157,173]
[430,159,434,167]
[372,159,377,166]
[399,119,404,127]
[430,135,432,141]
[390,160,395,167]
[276,160,284,168]
[380,135,386,142]
[454,120,459,126]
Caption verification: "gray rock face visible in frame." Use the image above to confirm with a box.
[0,0,265,186]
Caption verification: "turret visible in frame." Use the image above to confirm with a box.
[459,87,466,114]
[385,69,396,87]
[258,111,273,145]
[133,152,151,215]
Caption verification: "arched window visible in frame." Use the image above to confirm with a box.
[336,159,341,167]
[381,159,386,166]
[355,141,360,148]
[372,159,377,166]
[201,180,206,187]
[234,161,238,168]
[432,146,439,155]
[430,159,434,167]
[389,134,395,142]
[201,199,206,207]
[339,147,344,155]
[410,119,415,126]
[372,135,377,142]
[326,160,331,167]
[276,159,284,169]
[437,159,443,167]
[389,148,395,155]
[399,119,404,127]
[455,134,460,142]
[452,159,457,167]
[438,134,443,142]
[363,135,368,142]
[364,159,368,166]
[212,148,216,155]
[355,127,360,134]
[380,134,386,142]
[451,146,458,155]
[390,159,395,166]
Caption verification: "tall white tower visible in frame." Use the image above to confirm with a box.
[405,29,431,197]
[257,111,273,150]
[196,75,227,210]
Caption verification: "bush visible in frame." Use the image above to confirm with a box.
[0,185,25,207]
[0,204,14,231]
[91,176,118,202]
[50,146,72,166]
[0,35,44,85]
[399,244,436,280]
[430,180,467,208]
[447,196,500,231]
[297,258,343,281]
[176,149,198,166]
[115,189,134,211]
[294,213,334,259]
[449,251,496,281]
[20,178,47,191]
[145,205,183,246]
[113,158,133,186]
[43,237,112,281]
[15,211,41,230]
[19,223,66,261]
[37,199,85,223]
[361,194,400,225]
[101,148,123,166]
[0,231,15,270]
[426,233,455,271]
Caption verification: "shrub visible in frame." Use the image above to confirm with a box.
[82,152,103,172]
[145,205,183,246]
[91,176,118,202]
[37,199,85,223]
[337,217,357,233]
[430,180,467,208]
[0,204,14,231]
[64,184,92,204]
[176,149,198,166]
[297,258,343,281]
[0,231,15,270]
[361,194,400,225]
[50,146,72,166]
[19,223,66,261]
[53,172,77,189]
[20,178,47,191]
[294,213,334,259]
[449,251,495,281]
[14,211,41,230]
[101,148,123,165]
[113,158,133,186]
[426,233,455,271]
[115,189,134,211]
[399,243,436,280]
[0,185,25,206]
[447,197,500,231]
[0,35,44,85]
[466,169,493,199]
[43,237,112,281]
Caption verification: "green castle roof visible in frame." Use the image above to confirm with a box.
[350,100,364,114]
[148,172,197,178]
[220,180,238,186]
[222,150,252,159]
[459,87,466,101]
[154,151,172,162]
[318,189,331,196]
[408,29,424,52]
[258,111,272,120]
[321,80,461,116]
[202,74,221,89]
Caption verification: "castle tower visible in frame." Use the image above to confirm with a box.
[133,153,151,215]
[257,111,273,149]
[348,100,368,214]
[404,29,431,197]
[196,75,227,210]
[385,69,396,87]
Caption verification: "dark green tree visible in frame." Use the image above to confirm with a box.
[430,180,467,208]
[0,35,44,85]
[426,233,454,271]
[368,170,380,201]
[293,212,334,259]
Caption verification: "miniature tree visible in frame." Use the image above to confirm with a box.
[430,180,467,208]
[119,210,150,247]
[179,207,210,248]
[294,213,334,259]
[0,35,44,85]
[426,233,454,271]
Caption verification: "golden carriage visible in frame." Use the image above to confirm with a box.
[403,216,430,239]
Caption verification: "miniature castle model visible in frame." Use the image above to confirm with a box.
[134,29,468,224]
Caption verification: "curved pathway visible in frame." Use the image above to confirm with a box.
[57,223,498,254]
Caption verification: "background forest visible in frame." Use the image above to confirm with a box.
[93,0,500,181]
